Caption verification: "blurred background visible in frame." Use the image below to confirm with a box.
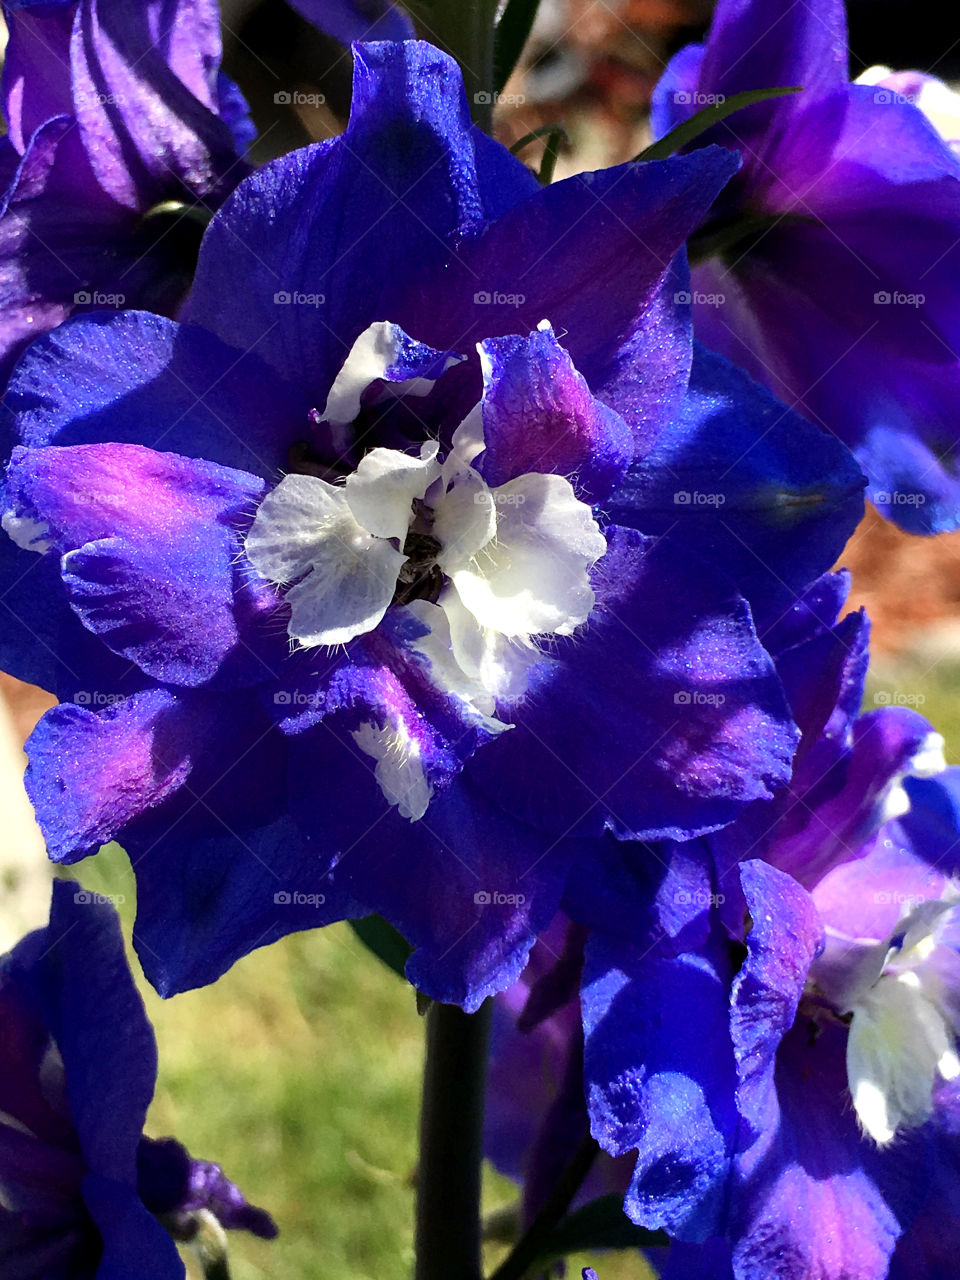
[3,0,960,1275]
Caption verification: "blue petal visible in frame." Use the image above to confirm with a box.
[582,922,736,1239]
[470,527,798,841]
[606,343,865,616]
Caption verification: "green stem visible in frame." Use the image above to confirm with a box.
[489,1131,599,1280]
[408,0,500,131]
[415,1000,493,1280]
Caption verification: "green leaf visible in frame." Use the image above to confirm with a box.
[636,85,802,163]
[349,915,412,980]
[494,0,542,94]
[521,1195,668,1275]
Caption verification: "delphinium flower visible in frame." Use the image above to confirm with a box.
[0,0,256,382]
[651,0,960,533]
[0,878,275,1279]
[0,41,863,1011]
[580,573,960,1279]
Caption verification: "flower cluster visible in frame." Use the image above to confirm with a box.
[0,0,959,1275]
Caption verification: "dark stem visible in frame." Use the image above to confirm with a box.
[489,1131,599,1280]
[415,999,493,1280]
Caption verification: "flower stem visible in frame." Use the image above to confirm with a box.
[415,999,493,1280]
[489,1130,599,1280]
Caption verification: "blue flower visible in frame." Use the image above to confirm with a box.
[0,0,255,382]
[0,879,275,1279]
[581,574,960,1278]
[652,0,960,533]
[0,42,861,1009]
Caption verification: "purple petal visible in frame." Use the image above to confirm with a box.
[478,324,632,503]
[5,311,309,475]
[5,442,272,685]
[70,0,244,208]
[24,686,282,862]
[190,40,530,397]
[136,1137,276,1238]
[582,926,736,1239]
[469,528,798,842]
[606,343,865,615]
[82,1176,183,1280]
[1,3,76,153]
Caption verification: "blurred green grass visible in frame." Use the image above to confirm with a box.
[66,845,655,1280]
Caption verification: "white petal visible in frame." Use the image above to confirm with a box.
[245,473,349,585]
[321,321,405,426]
[344,443,440,543]
[848,980,954,1143]
[284,526,404,647]
[448,402,486,471]
[352,719,433,820]
[404,598,513,730]
[440,588,543,703]
[910,732,948,779]
[449,472,606,638]
[433,467,497,571]
[1,512,52,554]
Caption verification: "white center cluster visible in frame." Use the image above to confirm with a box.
[244,324,608,818]
[842,885,960,1144]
